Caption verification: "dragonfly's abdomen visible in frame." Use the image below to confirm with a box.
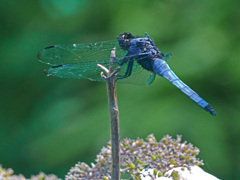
[152,58,216,116]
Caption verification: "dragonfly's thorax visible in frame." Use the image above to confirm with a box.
[118,33,165,72]
[128,37,164,72]
[130,38,163,58]
[118,33,163,59]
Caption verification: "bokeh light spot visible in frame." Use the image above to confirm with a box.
[40,0,88,18]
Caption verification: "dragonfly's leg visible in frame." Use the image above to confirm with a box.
[105,66,121,80]
[145,72,156,85]
[117,54,147,80]
[117,60,134,80]
[114,57,124,65]
[117,56,130,66]
[124,60,133,77]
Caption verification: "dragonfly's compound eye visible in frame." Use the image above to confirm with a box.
[118,32,134,50]
[118,32,134,40]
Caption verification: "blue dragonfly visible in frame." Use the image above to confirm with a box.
[38,32,216,116]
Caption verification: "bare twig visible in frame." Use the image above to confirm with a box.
[97,47,121,180]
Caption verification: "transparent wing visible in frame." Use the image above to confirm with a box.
[46,60,112,82]
[45,57,155,85]
[37,40,127,66]
[39,40,156,85]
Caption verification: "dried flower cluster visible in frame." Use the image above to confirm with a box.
[0,165,60,180]
[66,134,203,180]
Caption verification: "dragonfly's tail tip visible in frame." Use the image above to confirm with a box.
[210,111,217,116]
[205,104,217,116]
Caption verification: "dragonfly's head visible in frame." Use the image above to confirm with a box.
[118,32,134,50]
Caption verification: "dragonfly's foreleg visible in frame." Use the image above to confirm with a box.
[117,54,147,80]
[103,66,121,80]
[117,55,129,66]
[117,60,134,80]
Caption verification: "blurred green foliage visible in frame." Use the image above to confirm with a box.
[0,0,239,179]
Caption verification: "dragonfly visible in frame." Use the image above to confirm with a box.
[38,32,216,116]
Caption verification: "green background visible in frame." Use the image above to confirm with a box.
[0,0,239,179]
